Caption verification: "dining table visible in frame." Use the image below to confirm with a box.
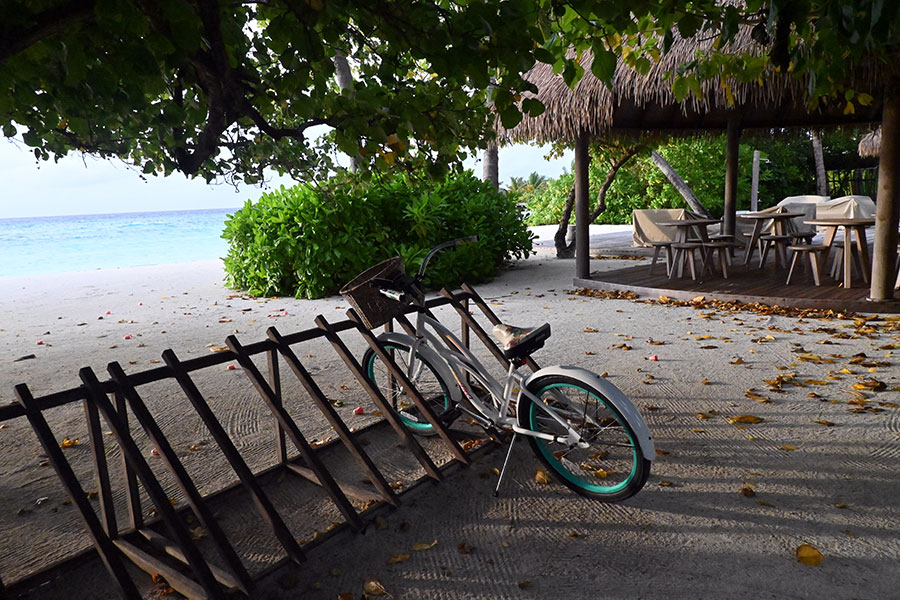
[655,218,721,244]
[738,211,805,266]
[803,217,875,289]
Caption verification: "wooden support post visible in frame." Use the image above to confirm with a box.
[225,335,365,531]
[115,389,143,531]
[870,76,900,302]
[15,383,142,600]
[266,326,399,507]
[83,395,118,537]
[314,314,444,481]
[162,349,305,565]
[574,131,591,279]
[78,368,227,599]
[341,311,470,466]
[724,112,742,236]
[106,362,253,594]
[750,150,760,212]
[267,348,287,465]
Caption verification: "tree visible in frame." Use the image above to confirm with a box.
[0,0,546,184]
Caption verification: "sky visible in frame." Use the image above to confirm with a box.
[0,139,573,219]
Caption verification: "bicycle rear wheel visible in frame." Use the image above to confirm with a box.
[362,343,452,435]
[520,374,650,501]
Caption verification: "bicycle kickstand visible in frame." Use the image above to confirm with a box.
[493,432,518,497]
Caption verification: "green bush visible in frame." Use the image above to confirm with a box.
[222,171,533,298]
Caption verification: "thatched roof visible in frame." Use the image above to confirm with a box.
[859,127,881,157]
[501,27,883,144]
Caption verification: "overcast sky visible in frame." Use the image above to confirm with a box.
[0,139,573,219]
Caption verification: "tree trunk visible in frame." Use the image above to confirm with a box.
[482,144,499,189]
[869,73,900,301]
[811,129,827,195]
[555,146,641,258]
[333,51,358,173]
[651,150,711,217]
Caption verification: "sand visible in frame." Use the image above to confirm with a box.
[2,230,899,599]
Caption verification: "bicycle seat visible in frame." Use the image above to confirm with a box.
[492,323,551,360]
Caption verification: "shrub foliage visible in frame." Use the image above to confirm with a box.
[223,172,533,298]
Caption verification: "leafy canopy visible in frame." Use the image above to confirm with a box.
[2,1,897,185]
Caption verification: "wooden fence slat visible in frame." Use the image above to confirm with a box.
[314,315,443,481]
[79,368,226,599]
[106,362,253,594]
[161,349,305,565]
[113,539,209,600]
[14,383,141,600]
[83,396,118,537]
[225,335,364,531]
[267,326,399,507]
[343,310,470,466]
[114,389,143,531]
[266,349,288,465]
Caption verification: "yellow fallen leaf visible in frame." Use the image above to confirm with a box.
[739,486,755,497]
[755,499,774,507]
[796,544,823,566]
[363,579,392,597]
[535,469,552,484]
[387,552,410,564]
[729,415,764,424]
[804,380,831,386]
[208,346,229,353]
[696,412,712,420]
[779,444,798,451]
[730,357,744,365]
[60,437,79,448]
[814,420,836,427]
[412,540,438,551]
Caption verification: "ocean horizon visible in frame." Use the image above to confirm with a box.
[0,207,238,279]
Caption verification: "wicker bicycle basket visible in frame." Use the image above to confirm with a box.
[339,256,406,329]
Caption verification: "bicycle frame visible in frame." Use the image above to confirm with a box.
[394,309,593,448]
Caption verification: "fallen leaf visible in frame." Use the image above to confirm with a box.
[535,469,552,485]
[457,541,473,554]
[412,540,438,551]
[518,581,533,590]
[583,327,599,333]
[729,415,764,424]
[755,499,774,507]
[779,444,798,451]
[696,413,712,420]
[796,544,824,566]
[60,437,79,448]
[363,579,392,597]
[387,552,410,564]
[739,486,756,497]
[814,420,836,427]
[208,346,229,353]
[730,357,744,365]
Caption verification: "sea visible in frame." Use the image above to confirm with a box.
[0,208,235,279]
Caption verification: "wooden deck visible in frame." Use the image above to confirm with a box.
[576,257,900,314]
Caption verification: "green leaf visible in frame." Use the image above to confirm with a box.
[590,46,617,83]
[533,47,555,64]
[521,98,544,117]
[672,77,690,102]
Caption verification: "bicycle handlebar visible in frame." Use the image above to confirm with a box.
[368,236,479,304]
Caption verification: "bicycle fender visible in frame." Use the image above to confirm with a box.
[523,365,655,460]
[374,333,463,404]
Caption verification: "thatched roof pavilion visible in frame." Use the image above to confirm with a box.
[859,127,882,157]
[500,28,900,300]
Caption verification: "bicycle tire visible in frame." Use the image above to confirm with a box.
[519,374,651,501]
[362,342,453,435]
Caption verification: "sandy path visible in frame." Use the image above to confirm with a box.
[2,241,900,598]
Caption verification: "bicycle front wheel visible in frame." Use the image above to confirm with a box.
[520,374,651,501]
[362,343,453,436]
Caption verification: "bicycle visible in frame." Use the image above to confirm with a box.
[341,237,654,501]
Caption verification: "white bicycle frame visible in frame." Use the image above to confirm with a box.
[380,308,654,459]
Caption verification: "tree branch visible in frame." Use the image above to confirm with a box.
[0,0,95,63]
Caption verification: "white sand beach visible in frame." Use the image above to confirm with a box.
[1,235,899,599]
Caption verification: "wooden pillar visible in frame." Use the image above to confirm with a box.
[574,131,591,279]
[723,112,742,236]
[869,76,900,301]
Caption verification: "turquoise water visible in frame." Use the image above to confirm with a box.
[0,208,234,278]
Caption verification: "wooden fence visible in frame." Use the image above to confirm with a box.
[1,285,519,599]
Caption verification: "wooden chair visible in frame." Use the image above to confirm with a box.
[759,234,792,268]
[649,241,674,276]
[670,243,704,280]
[701,241,738,279]
[786,245,830,286]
